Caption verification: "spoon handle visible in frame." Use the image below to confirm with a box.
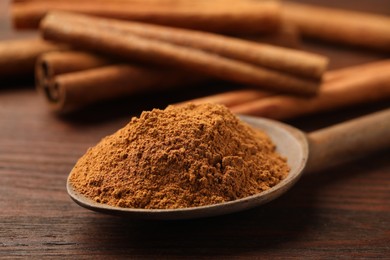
[305,108,390,173]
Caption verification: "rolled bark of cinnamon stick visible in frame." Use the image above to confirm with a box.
[37,64,206,113]
[283,2,390,52]
[41,12,322,96]
[35,51,208,112]
[230,60,390,119]
[12,0,281,35]
[59,12,322,79]
[0,38,66,79]
[36,51,113,78]
[36,51,114,101]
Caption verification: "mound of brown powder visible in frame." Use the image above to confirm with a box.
[69,103,289,209]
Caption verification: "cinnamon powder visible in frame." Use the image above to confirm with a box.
[69,103,289,209]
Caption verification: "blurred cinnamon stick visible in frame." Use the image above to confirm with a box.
[36,51,207,112]
[41,12,324,95]
[230,60,390,119]
[12,0,281,35]
[248,23,301,49]
[0,38,66,80]
[323,60,390,82]
[180,89,272,108]
[60,12,319,79]
[283,2,390,52]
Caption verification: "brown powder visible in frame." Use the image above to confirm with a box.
[69,103,289,209]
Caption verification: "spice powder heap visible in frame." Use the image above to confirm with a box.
[70,103,289,209]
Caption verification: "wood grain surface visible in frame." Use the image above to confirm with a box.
[1,0,390,258]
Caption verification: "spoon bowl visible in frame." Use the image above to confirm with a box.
[67,115,309,219]
[67,108,390,219]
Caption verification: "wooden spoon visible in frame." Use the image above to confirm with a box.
[67,108,390,219]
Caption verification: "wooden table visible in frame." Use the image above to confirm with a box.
[1,0,389,258]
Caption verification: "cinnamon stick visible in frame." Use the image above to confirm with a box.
[0,38,66,79]
[283,2,390,52]
[38,64,206,113]
[36,51,113,78]
[41,12,323,96]
[59,12,321,79]
[323,60,390,82]
[12,0,281,35]
[248,23,301,49]
[230,60,390,119]
[179,89,272,108]
[35,51,208,112]
[35,51,113,101]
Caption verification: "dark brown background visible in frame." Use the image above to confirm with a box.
[1,0,390,258]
